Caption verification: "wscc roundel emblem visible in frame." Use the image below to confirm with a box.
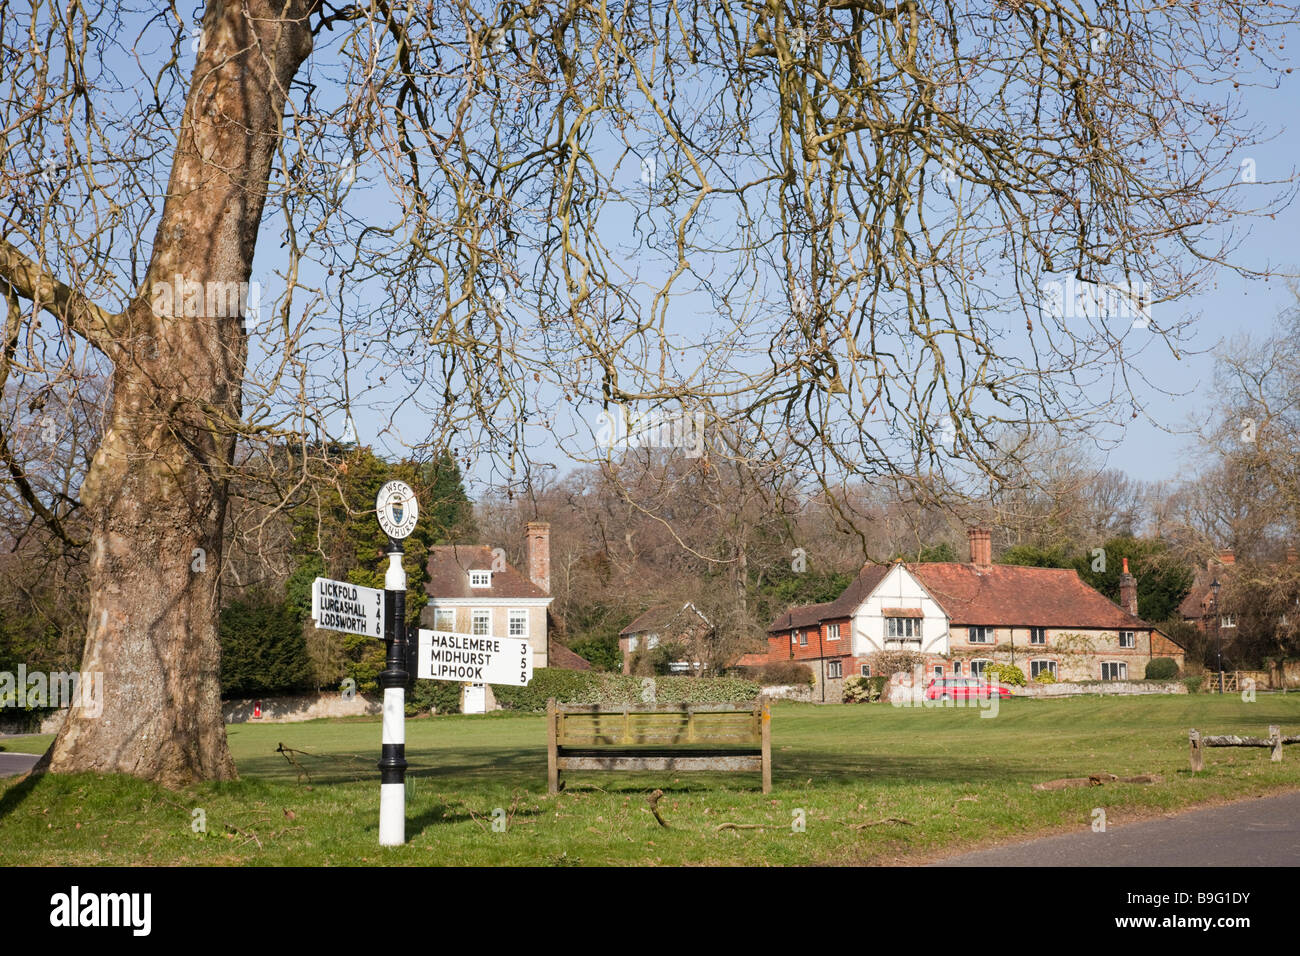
[375,480,419,539]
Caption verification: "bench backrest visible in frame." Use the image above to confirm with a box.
[551,701,762,748]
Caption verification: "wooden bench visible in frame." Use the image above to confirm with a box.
[546,698,771,794]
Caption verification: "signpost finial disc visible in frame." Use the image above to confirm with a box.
[376,480,419,540]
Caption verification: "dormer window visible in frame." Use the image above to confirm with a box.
[469,570,492,588]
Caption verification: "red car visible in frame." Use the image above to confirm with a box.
[926,677,1012,700]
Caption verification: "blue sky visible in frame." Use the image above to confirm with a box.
[1104,75,1298,483]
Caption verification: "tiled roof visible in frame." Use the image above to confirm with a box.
[767,555,1160,633]
[547,638,594,671]
[424,545,548,600]
[767,600,836,633]
[766,563,891,632]
[1179,583,1213,619]
[1178,562,1232,619]
[620,602,710,637]
[734,653,769,667]
[909,563,1151,628]
[821,563,891,619]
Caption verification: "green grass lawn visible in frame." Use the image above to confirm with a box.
[3,694,1299,866]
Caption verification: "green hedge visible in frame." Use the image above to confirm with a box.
[652,676,763,703]
[1145,657,1180,680]
[984,662,1026,686]
[406,678,462,716]
[490,668,761,713]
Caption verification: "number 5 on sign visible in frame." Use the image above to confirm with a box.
[415,630,535,687]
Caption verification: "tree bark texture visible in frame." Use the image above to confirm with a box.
[44,1,315,786]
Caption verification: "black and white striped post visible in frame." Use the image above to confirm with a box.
[375,480,419,846]
[377,540,408,845]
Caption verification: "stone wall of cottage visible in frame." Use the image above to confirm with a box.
[916,625,1157,682]
[759,619,1183,692]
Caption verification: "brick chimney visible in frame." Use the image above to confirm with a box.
[1119,557,1138,617]
[1287,546,1297,565]
[525,522,550,594]
[1218,548,1235,566]
[968,526,992,569]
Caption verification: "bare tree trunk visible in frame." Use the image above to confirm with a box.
[42,1,315,786]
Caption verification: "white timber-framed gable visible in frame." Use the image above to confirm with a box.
[851,563,951,658]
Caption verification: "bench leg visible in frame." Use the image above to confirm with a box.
[547,698,559,794]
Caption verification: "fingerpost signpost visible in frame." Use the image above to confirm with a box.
[353,478,536,846]
[374,479,418,846]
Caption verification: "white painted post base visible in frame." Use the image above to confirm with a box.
[379,683,406,846]
[379,782,405,846]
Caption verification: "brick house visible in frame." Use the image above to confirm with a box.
[619,602,713,674]
[762,527,1184,697]
[1179,548,1240,634]
[765,565,888,701]
[1178,546,1300,633]
[1176,545,1300,674]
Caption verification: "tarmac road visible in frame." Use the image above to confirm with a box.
[934,789,1300,866]
[0,751,39,778]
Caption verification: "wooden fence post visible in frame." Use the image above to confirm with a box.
[547,698,559,794]
[1270,725,1283,763]
[760,696,772,795]
[1189,728,1203,772]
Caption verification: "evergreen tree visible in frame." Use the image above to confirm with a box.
[419,450,477,544]
[219,597,315,697]
[1072,537,1194,622]
[285,446,475,692]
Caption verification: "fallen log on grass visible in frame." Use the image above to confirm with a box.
[1033,772,1162,791]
